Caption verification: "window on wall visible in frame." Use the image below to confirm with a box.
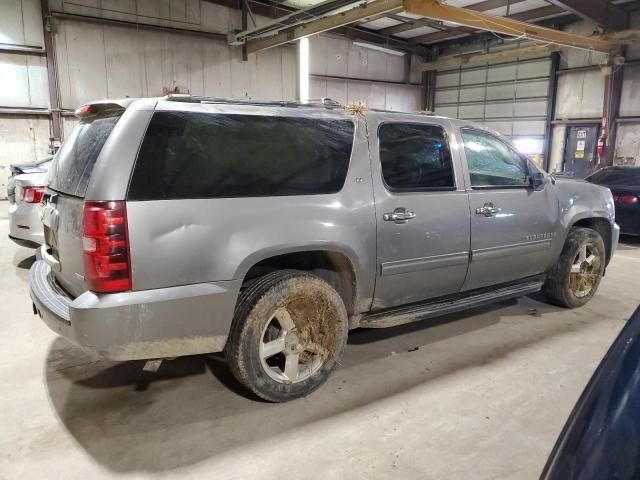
[461,128,529,187]
[379,123,455,191]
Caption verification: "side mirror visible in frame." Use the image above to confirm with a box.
[530,172,546,191]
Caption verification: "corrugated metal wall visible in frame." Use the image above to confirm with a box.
[51,0,297,107]
[309,35,424,112]
[433,53,551,154]
[0,0,50,193]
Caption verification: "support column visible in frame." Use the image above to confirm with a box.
[423,51,437,112]
[41,0,62,149]
[543,52,559,171]
[601,52,625,167]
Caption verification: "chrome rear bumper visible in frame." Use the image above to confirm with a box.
[30,260,238,360]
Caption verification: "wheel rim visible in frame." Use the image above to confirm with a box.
[258,307,326,384]
[569,242,602,298]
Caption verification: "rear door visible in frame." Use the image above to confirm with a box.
[458,127,559,291]
[369,113,471,309]
[42,110,123,297]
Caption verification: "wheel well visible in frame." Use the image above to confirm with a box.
[572,218,613,262]
[243,251,357,314]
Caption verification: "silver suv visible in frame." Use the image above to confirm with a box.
[30,96,619,402]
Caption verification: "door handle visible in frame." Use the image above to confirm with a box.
[475,203,502,217]
[383,207,416,224]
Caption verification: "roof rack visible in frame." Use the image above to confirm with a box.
[165,94,343,109]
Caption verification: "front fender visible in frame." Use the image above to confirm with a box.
[552,177,616,259]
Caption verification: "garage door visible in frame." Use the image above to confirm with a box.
[433,56,552,156]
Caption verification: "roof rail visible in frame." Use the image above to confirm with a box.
[165,94,343,109]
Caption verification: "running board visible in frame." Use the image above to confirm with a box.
[360,280,544,329]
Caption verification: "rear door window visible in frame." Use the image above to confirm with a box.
[378,123,455,191]
[49,114,121,197]
[128,112,355,200]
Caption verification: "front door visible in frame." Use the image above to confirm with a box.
[457,127,559,291]
[563,125,599,178]
[369,114,471,310]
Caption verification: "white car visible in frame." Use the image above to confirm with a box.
[8,171,48,248]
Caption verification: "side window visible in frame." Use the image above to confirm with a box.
[461,128,529,188]
[379,123,455,191]
[128,112,355,200]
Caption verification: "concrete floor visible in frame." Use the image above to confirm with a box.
[1,201,639,480]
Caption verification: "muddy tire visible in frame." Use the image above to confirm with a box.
[225,270,348,402]
[543,227,606,308]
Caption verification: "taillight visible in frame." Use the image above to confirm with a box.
[82,201,131,293]
[75,104,96,118]
[612,193,619,202]
[619,195,639,206]
[19,186,45,203]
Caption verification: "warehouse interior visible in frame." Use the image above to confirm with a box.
[1,0,640,478]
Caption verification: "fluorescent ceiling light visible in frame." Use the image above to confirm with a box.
[353,41,406,56]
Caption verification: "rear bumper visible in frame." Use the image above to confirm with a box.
[30,260,238,361]
[8,201,44,246]
[9,235,41,249]
[615,210,640,236]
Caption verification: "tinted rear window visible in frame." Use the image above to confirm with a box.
[128,112,355,200]
[49,115,120,197]
[587,168,640,187]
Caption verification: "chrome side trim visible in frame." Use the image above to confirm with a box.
[381,251,469,277]
[472,239,552,261]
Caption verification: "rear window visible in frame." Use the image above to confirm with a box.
[587,168,640,187]
[49,114,120,197]
[127,111,355,200]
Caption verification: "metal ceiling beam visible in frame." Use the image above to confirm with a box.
[229,0,363,44]
[408,5,567,45]
[378,0,528,36]
[432,11,576,52]
[377,16,445,35]
[417,43,561,71]
[205,0,427,54]
[403,0,614,51]
[548,0,628,31]
[242,0,615,54]
[245,0,405,53]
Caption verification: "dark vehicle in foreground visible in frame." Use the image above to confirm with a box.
[587,166,640,235]
[541,306,640,480]
[30,96,619,402]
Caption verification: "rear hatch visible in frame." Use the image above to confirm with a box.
[42,105,123,297]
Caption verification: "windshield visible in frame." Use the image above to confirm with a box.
[586,168,640,187]
[49,114,121,197]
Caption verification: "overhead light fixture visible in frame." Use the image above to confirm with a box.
[353,41,406,56]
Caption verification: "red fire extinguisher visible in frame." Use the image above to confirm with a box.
[597,118,607,161]
[597,135,606,157]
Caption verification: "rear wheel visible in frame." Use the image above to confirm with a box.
[543,227,606,308]
[225,270,348,402]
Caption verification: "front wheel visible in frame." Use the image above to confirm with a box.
[225,270,348,402]
[543,227,606,308]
